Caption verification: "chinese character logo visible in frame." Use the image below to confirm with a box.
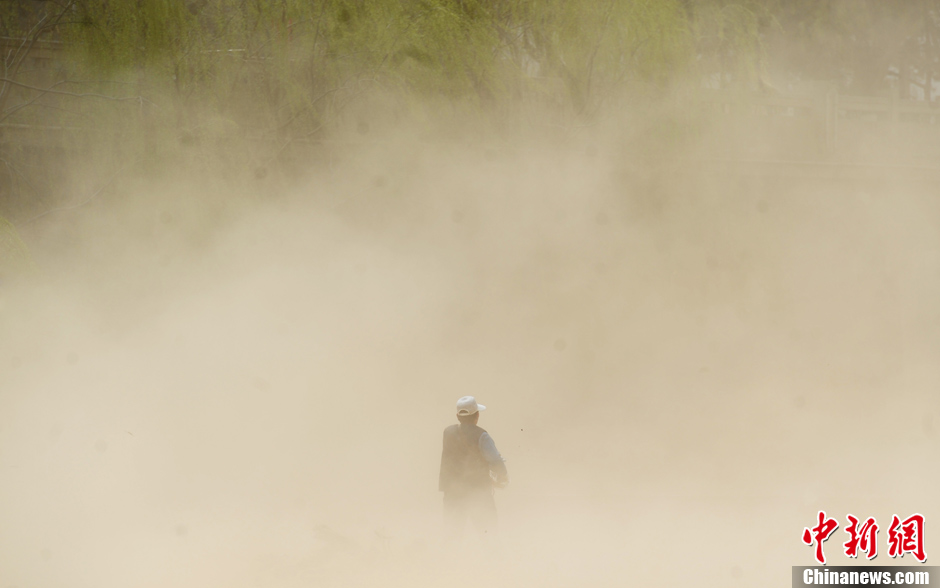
[888,513,926,563]
[844,515,878,560]
[803,510,840,564]
[804,512,927,564]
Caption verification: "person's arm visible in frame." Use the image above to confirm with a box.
[439,429,450,492]
[479,432,509,487]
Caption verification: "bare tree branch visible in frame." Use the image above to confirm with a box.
[0,77,141,101]
[0,78,74,122]
[0,0,74,114]
[17,160,139,227]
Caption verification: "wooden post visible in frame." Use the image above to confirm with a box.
[889,83,899,123]
[825,84,838,156]
[812,82,839,158]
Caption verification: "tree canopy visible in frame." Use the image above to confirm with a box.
[0,0,932,221]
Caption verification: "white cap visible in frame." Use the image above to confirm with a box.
[456,396,486,416]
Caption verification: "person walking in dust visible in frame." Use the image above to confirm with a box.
[439,396,509,539]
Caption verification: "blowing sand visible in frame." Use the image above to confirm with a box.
[1,132,938,587]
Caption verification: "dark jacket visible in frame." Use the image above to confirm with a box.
[439,423,493,494]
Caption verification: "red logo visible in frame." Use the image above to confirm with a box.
[803,510,840,564]
[803,512,927,564]
[844,515,879,560]
[887,513,926,563]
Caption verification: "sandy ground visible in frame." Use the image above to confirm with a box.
[1,140,938,587]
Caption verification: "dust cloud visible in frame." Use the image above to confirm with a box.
[1,114,939,588]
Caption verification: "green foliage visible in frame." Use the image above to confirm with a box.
[55,0,763,132]
[761,0,940,96]
[0,215,33,276]
[19,0,934,143]
[0,0,768,208]
[690,0,765,88]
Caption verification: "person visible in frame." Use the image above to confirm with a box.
[439,396,508,539]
